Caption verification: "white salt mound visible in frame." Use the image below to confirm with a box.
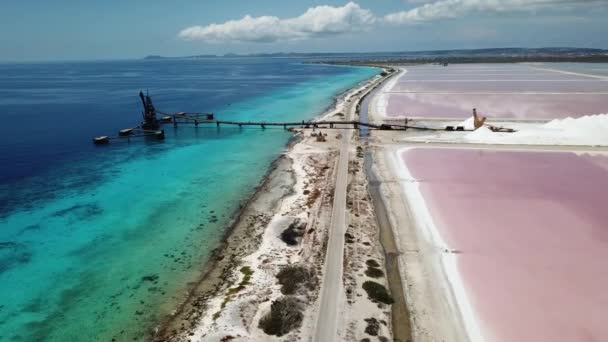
[465,126,494,139]
[458,116,476,130]
[465,114,608,146]
[544,114,608,132]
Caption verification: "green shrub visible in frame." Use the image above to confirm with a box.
[365,267,384,278]
[364,318,380,336]
[366,259,380,268]
[364,259,384,278]
[258,297,303,336]
[281,220,306,245]
[276,265,315,295]
[362,281,394,305]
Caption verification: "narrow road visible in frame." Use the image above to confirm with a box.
[313,73,390,341]
[312,121,351,341]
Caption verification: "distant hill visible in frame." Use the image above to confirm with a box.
[144,47,608,59]
[144,48,608,63]
[317,48,608,64]
[144,54,218,60]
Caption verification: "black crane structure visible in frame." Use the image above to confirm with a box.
[139,91,159,130]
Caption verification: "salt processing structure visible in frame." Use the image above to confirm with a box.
[93,91,513,144]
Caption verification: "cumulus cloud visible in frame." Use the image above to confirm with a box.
[384,0,606,24]
[179,0,606,42]
[179,2,375,43]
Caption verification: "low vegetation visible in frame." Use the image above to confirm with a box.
[364,259,384,278]
[364,317,380,336]
[345,231,355,244]
[362,281,394,305]
[212,266,254,320]
[365,267,384,278]
[304,188,322,207]
[356,146,364,158]
[276,264,316,295]
[280,219,306,246]
[258,296,303,336]
[226,266,253,295]
[366,259,380,268]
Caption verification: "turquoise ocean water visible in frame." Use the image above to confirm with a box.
[0,58,378,341]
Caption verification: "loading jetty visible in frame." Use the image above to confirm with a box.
[92,92,479,144]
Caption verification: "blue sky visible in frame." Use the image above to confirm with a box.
[1,0,607,61]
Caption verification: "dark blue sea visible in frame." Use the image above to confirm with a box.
[0,58,378,341]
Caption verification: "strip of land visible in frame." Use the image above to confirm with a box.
[153,68,400,342]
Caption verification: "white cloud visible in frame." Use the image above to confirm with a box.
[179,2,375,43]
[179,0,606,43]
[384,0,607,24]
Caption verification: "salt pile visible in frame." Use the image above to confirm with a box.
[458,116,476,130]
[465,114,608,146]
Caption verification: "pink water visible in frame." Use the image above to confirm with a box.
[386,93,608,119]
[403,65,547,73]
[385,64,608,119]
[401,148,608,342]
[390,80,608,93]
[397,74,589,81]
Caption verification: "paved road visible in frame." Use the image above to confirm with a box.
[312,121,351,342]
[313,75,389,342]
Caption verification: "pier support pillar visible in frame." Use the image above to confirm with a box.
[354,122,358,129]
[261,124,266,130]
[330,123,334,128]
[216,122,220,128]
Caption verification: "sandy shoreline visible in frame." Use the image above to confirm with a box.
[152,68,394,341]
[152,149,297,339]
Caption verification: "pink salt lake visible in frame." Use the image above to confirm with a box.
[401,148,608,341]
[386,93,608,119]
[390,80,608,93]
[385,64,608,119]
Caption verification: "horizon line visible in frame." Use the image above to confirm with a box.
[1,46,607,64]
